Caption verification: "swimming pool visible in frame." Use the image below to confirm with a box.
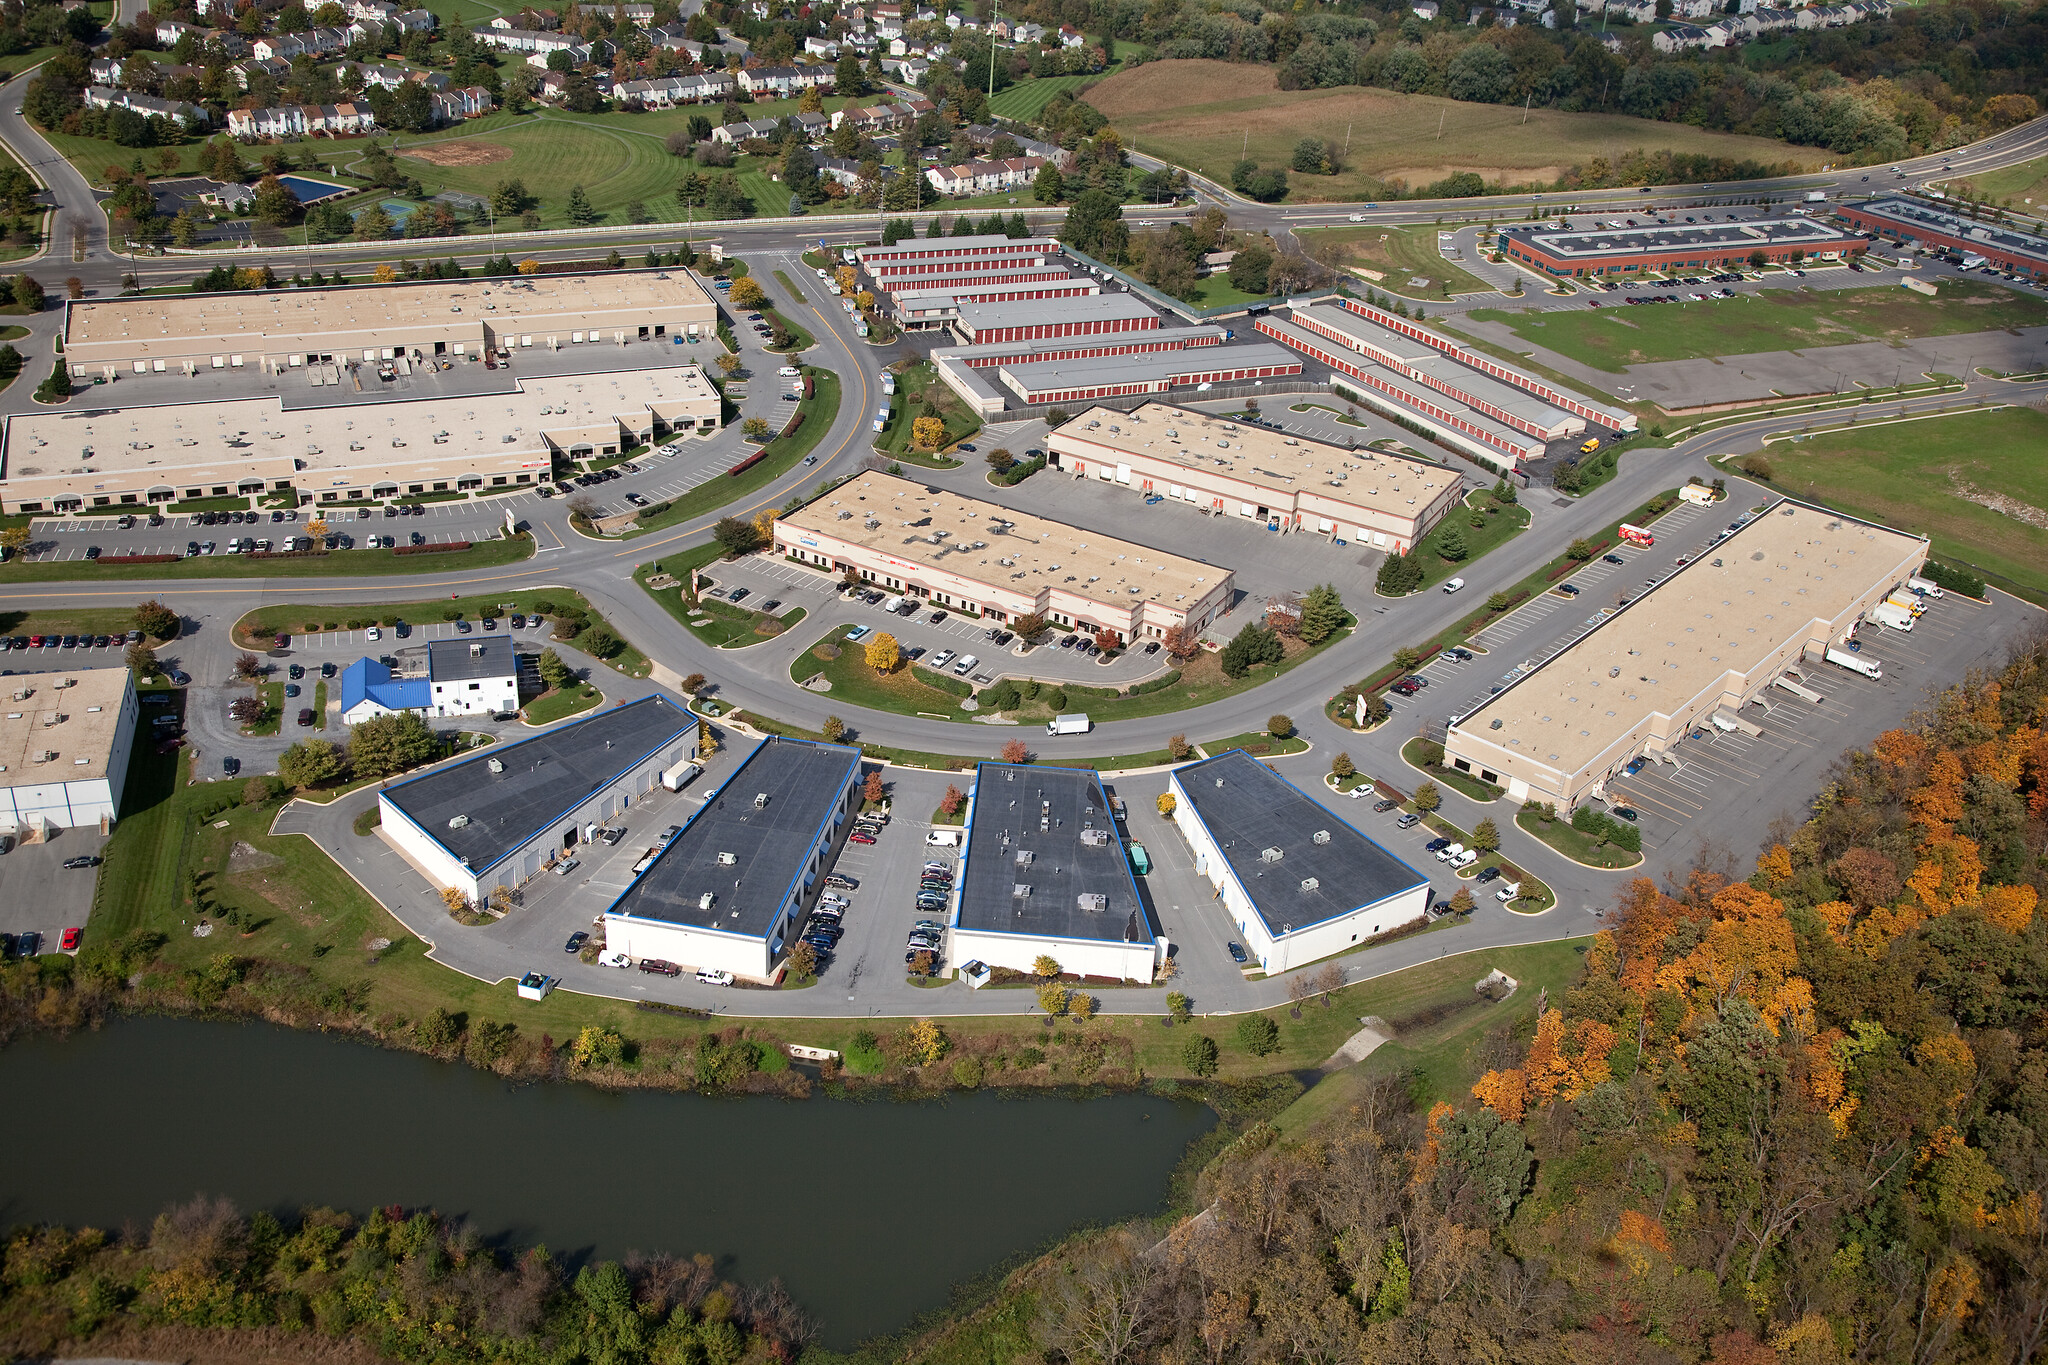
[277,175,351,204]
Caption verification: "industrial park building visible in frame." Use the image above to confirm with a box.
[1444,499,1927,810]
[1047,403,1463,555]
[63,269,720,376]
[1165,750,1431,975]
[856,238,1058,283]
[0,366,720,514]
[601,735,864,982]
[950,762,1158,984]
[1495,215,1863,278]
[0,667,139,835]
[377,695,700,908]
[774,472,1233,644]
[996,342,1302,406]
[1833,197,2048,277]
[932,326,1227,416]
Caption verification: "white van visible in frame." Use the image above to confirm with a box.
[1443,577,1464,594]
[696,968,734,986]
[926,829,961,847]
[1496,881,1521,902]
[952,653,978,676]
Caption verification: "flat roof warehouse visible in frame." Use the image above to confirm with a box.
[605,736,863,942]
[380,696,697,882]
[1451,501,1927,774]
[959,762,1151,949]
[1173,749,1428,937]
[63,269,720,370]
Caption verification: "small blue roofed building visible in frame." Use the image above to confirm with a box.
[339,656,429,724]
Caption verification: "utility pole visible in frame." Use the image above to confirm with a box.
[988,0,998,99]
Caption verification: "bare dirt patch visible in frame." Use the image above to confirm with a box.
[227,839,283,874]
[401,139,513,168]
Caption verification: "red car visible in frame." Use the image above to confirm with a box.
[849,831,877,844]
[60,927,81,951]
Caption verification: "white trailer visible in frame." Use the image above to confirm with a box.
[1870,602,1914,631]
[1825,647,1882,679]
[1886,591,1927,616]
[660,759,703,791]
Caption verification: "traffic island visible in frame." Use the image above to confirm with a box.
[1515,807,1643,870]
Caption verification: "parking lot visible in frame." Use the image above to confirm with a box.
[22,503,509,562]
[2,831,107,962]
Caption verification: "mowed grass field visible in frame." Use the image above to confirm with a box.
[1297,222,1493,299]
[1085,60,1818,200]
[1468,280,2048,372]
[387,112,679,226]
[987,72,1109,120]
[1760,406,2048,599]
[1949,154,2048,207]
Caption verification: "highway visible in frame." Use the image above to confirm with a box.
[2,88,2046,1014]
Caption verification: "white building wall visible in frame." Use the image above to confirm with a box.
[0,672,138,830]
[951,929,1154,982]
[430,670,520,716]
[603,919,775,979]
[1165,771,1432,975]
[380,723,697,904]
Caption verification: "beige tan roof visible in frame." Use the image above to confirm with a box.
[1060,402,1460,510]
[65,270,715,351]
[0,667,130,788]
[1452,501,1925,775]
[780,472,1223,608]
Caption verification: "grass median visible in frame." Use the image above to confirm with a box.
[525,683,602,725]
[1515,807,1643,869]
[638,559,808,648]
[1,536,534,583]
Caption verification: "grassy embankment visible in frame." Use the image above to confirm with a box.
[1295,222,1495,301]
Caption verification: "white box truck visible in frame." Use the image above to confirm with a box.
[660,759,703,791]
[1804,191,1827,203]
[1871,602,1914,631]
[1906,575,1944,599]
[1046,713,1092,735]
[1886,591,1927,617]
[1824,648,1882,680]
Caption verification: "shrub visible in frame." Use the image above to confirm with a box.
[1267,714,1294,740]
[1181,1033,1219,1076]
[1235,1015,1280,1056]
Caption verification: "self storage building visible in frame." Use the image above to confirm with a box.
[1443,499,1927,810]
[600,734,864,982]
[1165,749,1432,975]
[950,761,1159,983]
[378,694,699,907]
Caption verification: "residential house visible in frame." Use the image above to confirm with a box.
[617,72,733,105]
[471,24,585,54]
[816,154,866,188]
[84,85,209,125]
[1056,23,1084,45]
[233,56,294,88]
[1650,21,1712,49]
[250,26,349,60]
[924,154,1044,197]
[803,35,840,56]
[710,115,784,143]
[200,180,256,210]
[734,63,834,96]
[430,85,493,122]
[226,101,375,137]
[961,123,1072,168]
[617,2,656,22]
[888,55,929,82]
[1410,0,1438,17]
[1670,0,1717,18]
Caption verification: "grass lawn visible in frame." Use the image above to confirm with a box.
[1403,489,1531,591]
[1177,275,1275,310]
[792,630,974,722]
[1085,60,1814,201]
[1273,939,1588,1129]
[1515,808,1642,869]
[1401,737,1504,803]
[312,680,328,730]
[1948,156,2048,207]
[1202,730,1309,758]
[765,271,820,352]
[0,604,161,639]
[1467,280,2048,373]
[988,71,1112,121]
[625,369,843,538]
[249,681,283,737]
[1296,222,1494,301]
[525,683,602,725]
[1752,406,2048,601]
[875,360,982,457]
[0,537,533,583]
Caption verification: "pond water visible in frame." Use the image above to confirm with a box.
[0,1018,1211,1346]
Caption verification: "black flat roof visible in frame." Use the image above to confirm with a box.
[428,635,518,681]
[381,695,696,878]
[1173,750,1427,938]
[604,735,862,941]
[959,762,1151,948]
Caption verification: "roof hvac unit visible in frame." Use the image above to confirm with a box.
[448,814,470,828]
[698,892,716,910]
[1312,829,1331,844]
[1260,846,1284,863]
[717,851,737,865]
[470,643,484,657]
[487,757,504,773]
[754,793,769,809]
[35,749,56,763]
[1079,828,1110,848]
[1014,849,1034,866]
[1077,893,1108,912]
[1300,877,1320,892]
[1012,883,1032,898]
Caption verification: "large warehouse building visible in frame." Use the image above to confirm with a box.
[950,761,1158,983]
[378,695,699,908]
[0,366,720,514]
[601,735,864,982]
[932,326,1227,416]
[1444,499,1927,809]
[1165,749,1432,975]
[1833,197,2048,278]
[995,342,1302,406]
[1047,403,1464,555]
[0,667,139,835]
[64,269,720,375]
[774,472,1234,645]
[952,294,1160,345]
[1496,215,1863,279]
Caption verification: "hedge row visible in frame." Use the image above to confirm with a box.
[96,554,179,565]
[1125,669,1184,696]
[393,540,470,556]
[728,450,767,478]
[247,549,331,561]
[781,410,805,438]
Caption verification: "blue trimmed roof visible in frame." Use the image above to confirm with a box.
[339,657,430,715]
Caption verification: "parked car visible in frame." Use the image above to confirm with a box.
[297,707,315,726]
[60,927,81,951]
[1396,812,1422,829]
[1226,941,1248,964]
[1603,553,1626,565]
[697,969,735,986]
[849,831,877,844]
[1612,806,1640,822]
[1372,797,1399,813]
[553,857,581,876]
[62,855,103,869]
[639,958,682,977]
[222,756,241,776]
[564,932,589,953]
